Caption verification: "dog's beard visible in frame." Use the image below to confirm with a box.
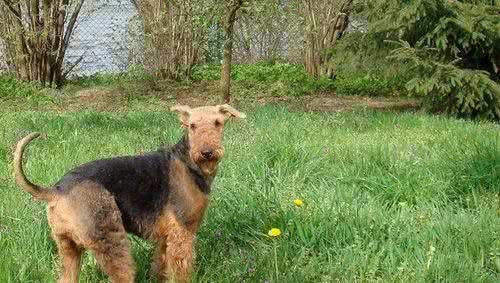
[199,159,219,176]
[191,150,223,176]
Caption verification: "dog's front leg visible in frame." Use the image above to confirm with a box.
[153,218,195,283]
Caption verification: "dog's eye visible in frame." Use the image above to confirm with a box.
[214,120,222,127]
[190,123,196,130]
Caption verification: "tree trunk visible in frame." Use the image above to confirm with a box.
[0,0,84,87]
[221,0,244,104]
[302,0,352,79]
[138,0,203,81]
[221,23,234,103]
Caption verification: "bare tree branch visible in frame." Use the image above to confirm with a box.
[1,0,86,86]
[63,0,84,49]
[1,0,22,22]
[302,0,354,79]
[63,52,85,78]
[129,0,138,9]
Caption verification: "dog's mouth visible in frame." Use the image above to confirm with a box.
[192,149,223,176]
[198,159,219,176]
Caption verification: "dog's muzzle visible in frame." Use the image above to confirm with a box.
[197,147,223,162]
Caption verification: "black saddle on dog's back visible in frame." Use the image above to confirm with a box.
[55,150,171,236]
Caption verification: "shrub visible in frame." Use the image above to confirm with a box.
[329,32,411,81]
[67,65,155,88]
[191,63,335,96]
[191,64,222,81]
[368,0,500,120]
[389,43,500,120]
[0,74,42,98]
[191,62,411,97]
[334,75,402,96]
[327,31,410,97]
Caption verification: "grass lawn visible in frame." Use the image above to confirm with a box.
[0,107,499,282]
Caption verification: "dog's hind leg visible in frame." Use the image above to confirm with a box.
[53,182,136,283]
[54,236,82,283]
[82,187,136,283]
[89,232,135,283]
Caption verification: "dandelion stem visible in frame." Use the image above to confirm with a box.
[274,241,279,282]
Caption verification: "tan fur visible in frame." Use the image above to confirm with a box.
[13,132,55,201]
[151,158,208,282]
[47,182,135,283]
[152,211,195,283]
[14,104,246,283]
[171,104,245,176]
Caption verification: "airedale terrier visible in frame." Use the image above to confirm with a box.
[13,104,245,283]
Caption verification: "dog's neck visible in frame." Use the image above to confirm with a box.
[169,135,214,194]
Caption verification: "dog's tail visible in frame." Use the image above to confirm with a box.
[14,132,55,202]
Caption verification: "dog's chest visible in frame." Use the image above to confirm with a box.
[152,159,209,237]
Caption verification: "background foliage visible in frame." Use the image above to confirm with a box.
[358,0,500,120]
[1,0,499,121]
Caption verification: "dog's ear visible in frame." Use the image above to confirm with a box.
[170,105,192,125]
[218,104,246,119]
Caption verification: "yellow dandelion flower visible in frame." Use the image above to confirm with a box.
[294,198,304,207]
[268,228,281,237]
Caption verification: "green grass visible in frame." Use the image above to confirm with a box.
[0,107,499,282]
[192,63,336,96]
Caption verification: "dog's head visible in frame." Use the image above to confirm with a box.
[171,104,246,176]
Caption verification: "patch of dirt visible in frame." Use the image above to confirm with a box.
[48,87,130,112]
[38,82,420,113]
[248,93,418,113]
[76,88,122,106]
[169,81,221,106]
[302,95,419,112]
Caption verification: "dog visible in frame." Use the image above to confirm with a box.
[13,104,245,283]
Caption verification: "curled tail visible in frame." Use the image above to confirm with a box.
[14,132,55,202]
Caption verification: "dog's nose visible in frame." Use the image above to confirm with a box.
[201,149,214,159]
